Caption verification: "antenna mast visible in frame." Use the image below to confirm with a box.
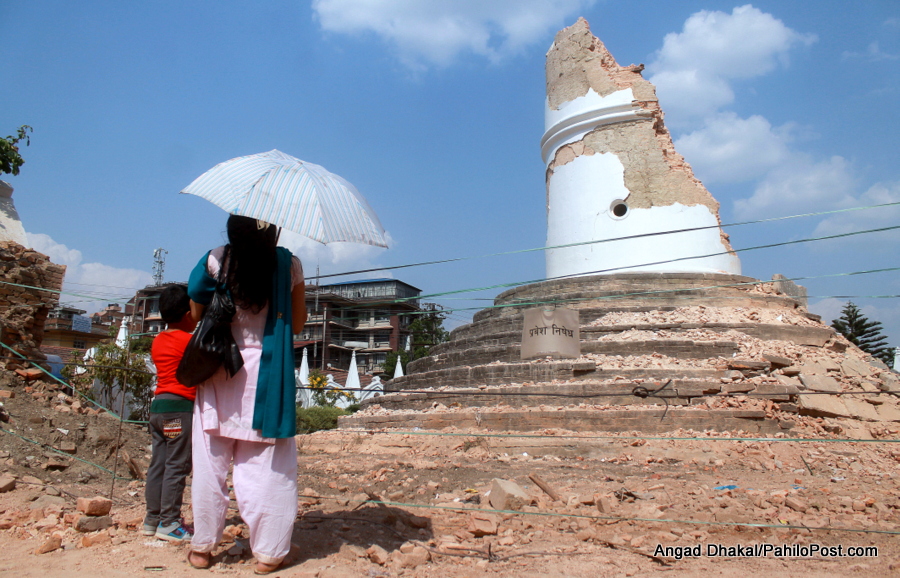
[152,248,168,286]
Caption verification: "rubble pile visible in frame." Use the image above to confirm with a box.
[348,273,900,434]
[0,241,65,366]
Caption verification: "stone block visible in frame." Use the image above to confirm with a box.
[367,544,390,565]
[728,360,770,371]
[799,374,841,393]
[841,396,881,421]
[57,441,77,454]
[489,478,531,511]
[798,394,849,418]
[841,357,874,378]
[467,512,499,536]
[34,535,62,555]
[80,531,111,548]
[763,354,792,368]
[75,515,112,533]
[76,496,112,516]
[398,546,430,568]
[723,383,755,394]
[0,474,15,493]
[876,403,900,422]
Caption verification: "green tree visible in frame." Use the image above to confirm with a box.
[409,303,450,360]
[0,125,33,176]
[382,350,410,378]
[832,301,893,365]
[73,336,156,421]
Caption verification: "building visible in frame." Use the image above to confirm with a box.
[297,278,421,374]
[42,305,110,354]
[126,283,185,336]
[90,303,126,332]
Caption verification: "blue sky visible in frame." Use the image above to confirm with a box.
[2,1,899,346]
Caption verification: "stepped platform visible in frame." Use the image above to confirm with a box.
[339,273,900,434]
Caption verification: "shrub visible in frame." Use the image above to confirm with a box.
[296,405,352,434]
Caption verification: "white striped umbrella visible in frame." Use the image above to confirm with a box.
[180,149,388,247]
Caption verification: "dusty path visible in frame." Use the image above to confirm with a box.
[2,424,899,577]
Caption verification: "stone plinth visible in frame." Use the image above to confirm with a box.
[341,273,900,434]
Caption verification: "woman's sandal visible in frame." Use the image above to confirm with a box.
[187,551,211,570]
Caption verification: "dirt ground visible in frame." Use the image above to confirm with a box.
[3,377,900,578]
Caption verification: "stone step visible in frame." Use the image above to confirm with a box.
[370,380,800,411]
[411,340,740,373]
[339,407,790,434]
[391,365,725,390]
[432,323,833,361]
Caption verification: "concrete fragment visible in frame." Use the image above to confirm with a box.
[489,478,531,511]
[76,496,112,516]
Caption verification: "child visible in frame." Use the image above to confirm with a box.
[143,284,197,541]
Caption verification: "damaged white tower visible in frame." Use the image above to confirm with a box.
[542,19,741,279]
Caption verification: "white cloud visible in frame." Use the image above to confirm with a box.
[810,181,900,246]
[279,229,394,281]
[733,155,856,219]
[648,4,816,122]
[842,41,900,62]
[675,112,793,185]
[312,0,597,68]
[26,232,153,314]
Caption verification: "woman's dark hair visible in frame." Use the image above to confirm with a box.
[225,214,278,312]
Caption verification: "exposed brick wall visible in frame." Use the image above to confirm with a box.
[0,241,66,368]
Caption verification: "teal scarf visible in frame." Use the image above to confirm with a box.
[188,246,297,438]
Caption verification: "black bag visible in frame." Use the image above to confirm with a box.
[176,247,244,387]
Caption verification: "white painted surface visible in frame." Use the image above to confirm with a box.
[541,88,646,164]
[545,153,741,278]
[0,181,27,246]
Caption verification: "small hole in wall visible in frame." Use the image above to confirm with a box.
[610,200,628,218]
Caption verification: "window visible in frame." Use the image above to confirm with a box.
[73,339,86,349]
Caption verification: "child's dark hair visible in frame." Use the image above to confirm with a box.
[159,284,191,324]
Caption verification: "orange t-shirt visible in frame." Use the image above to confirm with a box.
[151,330,196,401]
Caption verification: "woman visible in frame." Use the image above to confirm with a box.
[186,215,307,574]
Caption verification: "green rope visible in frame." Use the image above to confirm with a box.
[402,225,900,304]
[0,426,130,479]
[331,429,900,444]
[312,201,900,281]
[0,341,147,424]
[353,498,900,536]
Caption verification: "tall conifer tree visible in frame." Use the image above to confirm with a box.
[831,302,893,366]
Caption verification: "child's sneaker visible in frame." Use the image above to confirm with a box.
[141,523,157,536]
[155,521,192,542]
